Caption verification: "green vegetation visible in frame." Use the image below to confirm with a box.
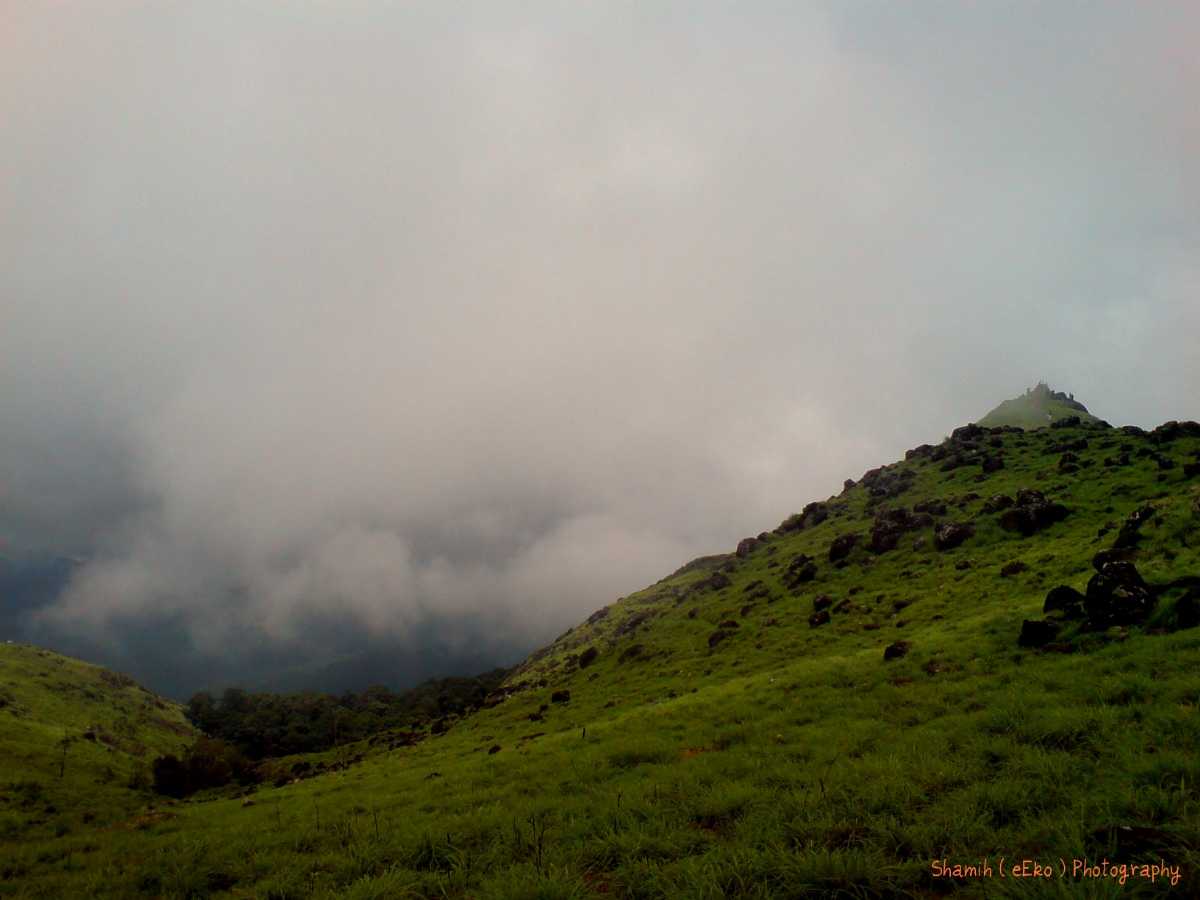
[3,414,1200,897]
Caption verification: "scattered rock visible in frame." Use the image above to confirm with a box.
[718,619,739,629]
[981,455,1004,474]
[551,690,571,704]
[954,559,972,571]
[809,610,831,628]
[1018,619,1061,647]
[998,490,1069,536]
[883,640,912,661]
[913,499,948,516]
[1000,561,1028,577]
[735,537,760,558]
[707,630,731,649]
[1174,589,1200,630]
[586,607,610,626]
[812,594,833,612]
[488,744,501,755]
[1043,585,1086,618]
[982,494,1014,513]
[933,522,974,551]
[1113,505,1155,549]
[828,532,860,562]
[578,646,599,669]
[1084,562,1156,628]
[784,554,819,588]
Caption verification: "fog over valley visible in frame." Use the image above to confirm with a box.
[2,2,1198,697]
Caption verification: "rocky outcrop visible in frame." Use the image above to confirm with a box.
[998,489,1069,536]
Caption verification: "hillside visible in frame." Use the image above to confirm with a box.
[0,644,195,851]
[977,383,1102,430]
[4,415,1200,897]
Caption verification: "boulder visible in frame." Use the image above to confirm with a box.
[1043,585,1085,618]
[812,594,833,612]
[913,499,948,516]
[883,640,912,661]
[828,532,860,562]
[706,631,730,649]
[578,646,599,669]
[1113,506,1155,549]
[998,491,1070,536]
[735,537,759,558]
[1084,562,1155,627]
[551,690,571,704]
[808,610,831,628]
[1000,561,1028,577]
[981,455,1005,474]
[933,522,974,551]
[1018,619,1062,647]
[1175,589,1200,630]
[784,554,819,588]
[982,494,1014,513]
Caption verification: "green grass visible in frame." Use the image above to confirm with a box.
[2,420,1199,897]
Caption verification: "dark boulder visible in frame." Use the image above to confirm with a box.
[578,646,599,668]
[808,610,831,628]
[1085,562,1155,627]
[551,690,571,703]
[905,443,936,460]
[842,478,856,493]
[1051,416,1081,428]
[1044,585,1086,618]
[718,619,740,629]
[784,554,819,588]
[735,537,759,558]
[1018,619,1062,647]
[812,594,833,612]
[1175,589,1200,630]
[981,455,1005,474]
[706,631,730,649]
[1092,547,1136,571]
[883,640,912,661]
[999,492,1070,536]
[1183,462,1200,479]
[951,424,987,443]
[828,532,860,562]
[1113,506,1155,549]
[982,494,1015,513]
[1000,561,1028,577]
[913,499,948,516]
[586,607,610,626]
[933,522,974,551]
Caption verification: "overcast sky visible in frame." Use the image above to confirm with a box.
[2,2,1198,694]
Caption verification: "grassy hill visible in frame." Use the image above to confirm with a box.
[4,416,1200,897]
[0,644,195,855]
[977,383,1102,430]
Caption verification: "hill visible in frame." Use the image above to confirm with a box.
[0,643,195,851]
[4,415,1200,897]
[977,382,1102,430]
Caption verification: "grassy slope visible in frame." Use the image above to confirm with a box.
[0,645,195,856]
[4,421,1200,898]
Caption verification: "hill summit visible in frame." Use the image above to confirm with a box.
[976,381,1101,429]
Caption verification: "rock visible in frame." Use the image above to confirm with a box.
[812,594,833,611]
[982,494,1014,513]
[784,554,819,588]
[828,532,860,562]
[1085,562,1155,627]
[718,619,739,629]
[883,640,911,661]
[619,644,645,662]
[578,646,599,668]
[951,424,987,443]
[1184,462,1200,479]
[1113,506,1155,549]
[843,478,856,493]
[1175,589,1200,629]
[981,455,1004,474]
[905,444,936,460]
[586,607,610,625]
[933,522,974,551]
[1000,561,1028,577]
[954,559,972,570]
[998,491,1070,536]
[1149,420,1200,444]
[1092,547,1135,571]
[1044,585,1085,618]
[1051,416,1081,428]
[808,610,831,628]
[488,744,501,755]
[551,690,571,703]
[614,611,655,638]
[707,630,731,649]
[1018,619,1061,647]
[913,499,948,516]
[735,537,759,558]
[869,508,930,553]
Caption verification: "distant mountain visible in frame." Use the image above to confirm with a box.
[976,381,1102,429]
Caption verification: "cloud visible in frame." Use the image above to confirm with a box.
[3,2,1198,691]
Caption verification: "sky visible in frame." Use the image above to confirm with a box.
[2,2,1198,697]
